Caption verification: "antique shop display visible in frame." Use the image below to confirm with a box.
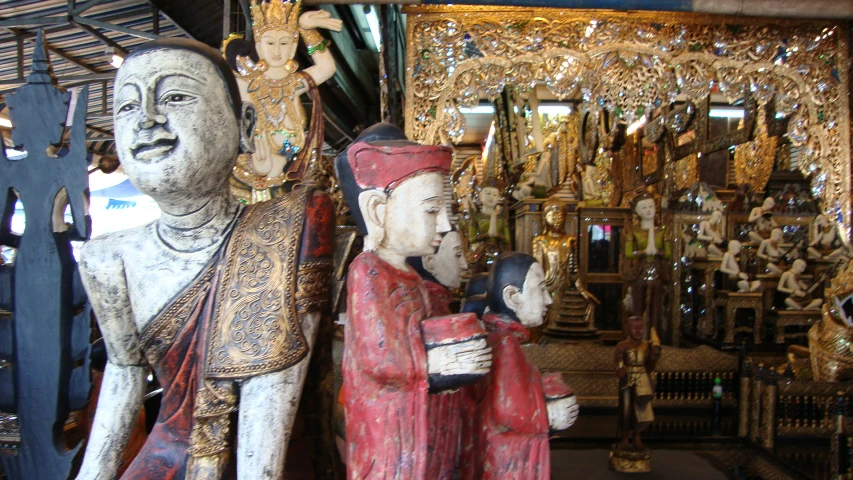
[335,123,492,479]
[225,0,341,203]
[76,39,334,479]
[776,259,823,311]
[513,130,568,201]
[0,31,91,479]
[610,316,661,473]
[625,193,670,331]
[405,8,851,236]
[477,252,578,479]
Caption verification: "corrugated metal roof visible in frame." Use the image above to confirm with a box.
[0,1,378,156]
[0,0,188,155]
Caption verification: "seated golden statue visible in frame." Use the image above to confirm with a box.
[532,197,575,331]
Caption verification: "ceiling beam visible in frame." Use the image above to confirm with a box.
[145,1,194,40]
[72,15,160,40]
[72,0,113,15]
[0,73,114,94]
[0,19,101,75]
[85,124,112,136]
[73,21,127,54]
[0,8,151,45]
[0,16,69,28]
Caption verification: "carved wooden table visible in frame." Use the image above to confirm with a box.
[755,274,780,311]
[775,310,821,344]
[719,292,764,344]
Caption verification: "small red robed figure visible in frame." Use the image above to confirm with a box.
[473,252,579,480]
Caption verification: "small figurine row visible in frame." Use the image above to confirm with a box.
[335,123,579,479]
[718,240,822,310]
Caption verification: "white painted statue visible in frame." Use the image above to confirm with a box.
[422,230,467,290]
[748,197,778,243]
[777,259,824,310]
[76,39,334,479]
[808,214,846,260]
[697,210,726,257]
[512,132,558,201]
[757,228,785,275]
[582,163,609,206]
[719,240,761,292]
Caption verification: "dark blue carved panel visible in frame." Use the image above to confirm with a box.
[0,30,91,480]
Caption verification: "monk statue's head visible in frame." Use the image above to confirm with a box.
[407,230,467,289]
[486,252,552,327]
[114,39,256,203]
[335,123,452,257]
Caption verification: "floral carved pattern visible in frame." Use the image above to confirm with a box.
[404,7,850,230]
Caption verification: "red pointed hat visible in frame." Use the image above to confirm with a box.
[347,139,453,191]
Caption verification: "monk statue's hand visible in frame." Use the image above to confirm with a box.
[299,10,343,32]
[546,394,579,431]
[427,337,492,377]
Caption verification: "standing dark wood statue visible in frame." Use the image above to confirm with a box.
[0,30,91,479]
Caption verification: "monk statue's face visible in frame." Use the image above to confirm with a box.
[114,49,240,200]
[256,28,299,69]
[425,231,466,289]
[379,172,451,258]
[505,262,552,327]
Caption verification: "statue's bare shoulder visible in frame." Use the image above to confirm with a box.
[78,222,156,366]
[79,222,154,281]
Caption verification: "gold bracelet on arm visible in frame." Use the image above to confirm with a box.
[300,28,331,55]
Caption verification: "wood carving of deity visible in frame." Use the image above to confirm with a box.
[224,0,342,203]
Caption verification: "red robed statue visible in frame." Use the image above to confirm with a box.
[335,124,492,479]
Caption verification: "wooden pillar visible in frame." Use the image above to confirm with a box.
[738,360,752,438]
[760,372,777,449]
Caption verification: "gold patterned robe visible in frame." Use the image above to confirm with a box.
[125,189,333,479]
